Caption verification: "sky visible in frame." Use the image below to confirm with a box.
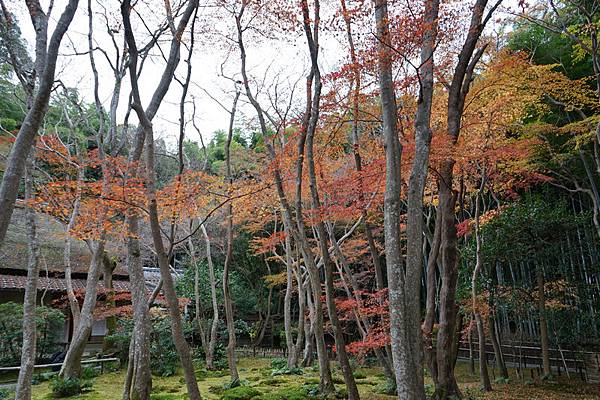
[7,0,522,150]
[8,0,340,149]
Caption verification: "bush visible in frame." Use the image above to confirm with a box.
[269,358,302,376]
[81,366,100,379]
[0,302,65,367]
[50,377,92,398]
[352,370,367,379]
[270,366,303,376]
[270,358,286,370]
[219,386,261,400]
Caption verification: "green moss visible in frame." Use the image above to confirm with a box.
[302,377,320,385]
[255,386,309,400]
[258,377,285,386]
[219,386,261,400]
[150,395,185,400]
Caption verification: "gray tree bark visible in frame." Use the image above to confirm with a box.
[201,225,219,370]
[374,0,428,397]
[15,156,40,400]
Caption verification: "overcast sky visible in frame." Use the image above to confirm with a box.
[7,0,521,150]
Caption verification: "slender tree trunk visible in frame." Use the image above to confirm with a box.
[15,157,40,400]
[302,282,316,367]
[102,254,117,352]
[188,233,208,358]
[293,264,306,365]
[488,315,508,379]
[122,0,201,396]
[235,4,333,392]
[283,220,297,367]
[468,319,475,375]
[301,0,358,396]
[223,91,240,383]
[201,225,219,370]
[473,179,491,391]
[424,207,442,384]
[60,241,106,379]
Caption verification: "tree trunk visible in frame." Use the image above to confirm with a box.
[223,90,240,383]
[434,165,461,399]
[488,315,508,379]
[201,225,219,370]
[424,207,442,385]
[122,0,201,396]
[283,220,297,367]
[188,232,208,360]
[124,216,152,400]
[473,178,491,391]
[301,0,358,395]
[15,157,40,400]
[235,3,333,392]
[61,152,84,333]
[433,0,498,396]
[60,241,106,379]
[374,0,426,398]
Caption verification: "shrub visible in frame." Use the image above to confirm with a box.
[50,377,92,398]
[270,358,286,370]
[219,386,261,400]
[81,366,100,380]
[270,366,303,376]
[352,370,367,379]
[0,302,65,367]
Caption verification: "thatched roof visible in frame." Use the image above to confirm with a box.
[0,207,128,276]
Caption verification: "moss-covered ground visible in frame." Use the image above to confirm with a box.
[27,357,600,399]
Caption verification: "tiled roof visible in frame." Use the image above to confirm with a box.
[0,274,131,292]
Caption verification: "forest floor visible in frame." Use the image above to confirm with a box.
[28,357,600,400]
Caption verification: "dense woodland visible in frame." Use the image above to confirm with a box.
[0,0,599,399]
